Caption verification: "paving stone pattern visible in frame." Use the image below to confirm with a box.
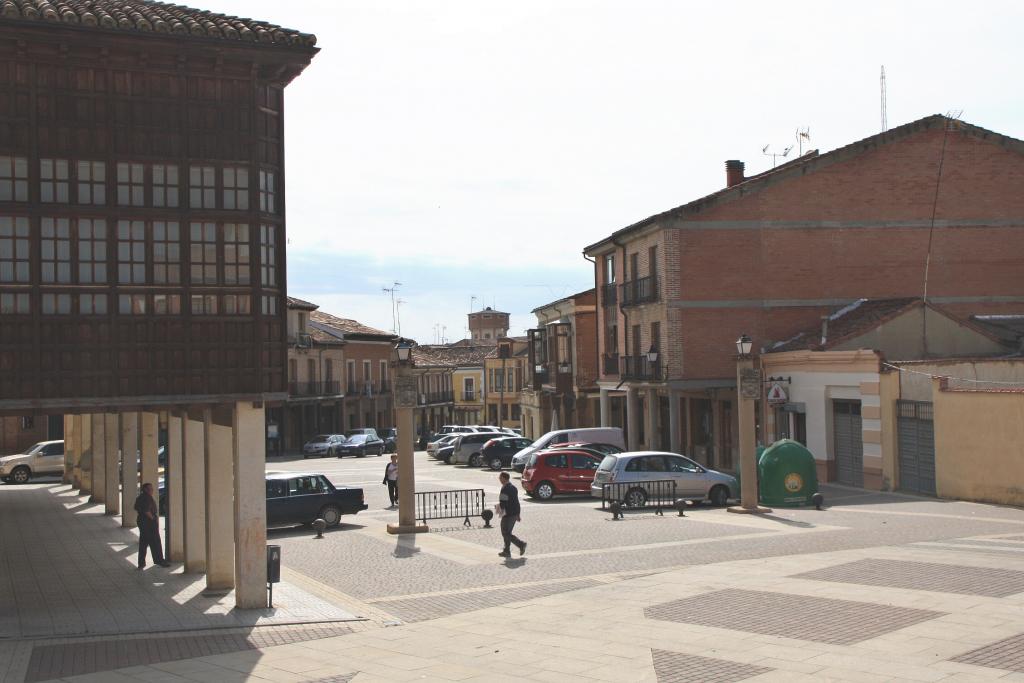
[371,578,602,622]
[644,589,944,645]
[23,623,354,682]
[306,675,358,683]
[651,649,773,683]
[793,558,1024,597]
[952,632,1024,673]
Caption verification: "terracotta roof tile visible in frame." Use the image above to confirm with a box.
[0,0,317,48]
[310,310,393,339]
[412,344,495,368]
[286,296,318,311]
[769,298,920,353]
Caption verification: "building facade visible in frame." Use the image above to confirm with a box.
[468,306,508,342]
[483,337,527,429]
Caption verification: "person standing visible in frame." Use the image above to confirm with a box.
[134,483,170,569]
[383,454,399,507]
[497,471,526,558]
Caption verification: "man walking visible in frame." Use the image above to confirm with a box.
[497,471,526,558]
[383,454,399,507]
[134,483,170,569]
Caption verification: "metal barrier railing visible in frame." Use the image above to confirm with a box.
[601,479,678,518]
[415,488,489,527]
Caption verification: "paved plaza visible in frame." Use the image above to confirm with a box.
[3,452,1024,681]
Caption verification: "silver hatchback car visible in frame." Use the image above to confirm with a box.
[590,451,737,507]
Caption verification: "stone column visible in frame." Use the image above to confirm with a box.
[645,390,659,450]
[625,386,639,451]
[90,413,106,504]
[140,413,159,495]
[599,388,610,427]
[63,415,75,485]
[120,413,139,528]
[79,415,93,495]
[183,411,207,573]
[234,401,267,608]
[730,356,770,514]
[685,397,693,454]
[711,398,723,470]
[167,412,185,562]
[388,363,427,534]
[104,413,120,515]
[669,392,681,454]
[205,408,234,591]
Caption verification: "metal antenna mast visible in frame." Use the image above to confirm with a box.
[382,281,401,334]
[395,298,405,336]
[762,143,792,168]
[880,66,887,132]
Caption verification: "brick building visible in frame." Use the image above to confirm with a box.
[483,337,528,429]
[584,115,1024,471]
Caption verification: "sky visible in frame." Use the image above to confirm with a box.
[202,0,1024,343]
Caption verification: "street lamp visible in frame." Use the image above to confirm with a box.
[645,345,659,364]
[387,339,428,534]
[728,333,771,514]
[735,334,752,357]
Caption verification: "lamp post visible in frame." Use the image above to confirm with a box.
[387,339,428,534]
[728,334,771,514]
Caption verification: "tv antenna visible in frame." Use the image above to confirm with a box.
[795,127,811,156]
[395,298,405,336]
[382,281,401,334]
[762,143,793,168]
[880,66,887,132]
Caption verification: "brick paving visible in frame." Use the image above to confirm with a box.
[651,649,773,683]
[952,631,1024,673]
[644,589,944,645]
[22,623,354,682]
[793,557,1024,597]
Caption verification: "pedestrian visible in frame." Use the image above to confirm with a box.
[134,482,170,569]
[383,454,399,507]
[497,471,526,558]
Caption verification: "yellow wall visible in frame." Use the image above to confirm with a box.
[932,379,1024,506]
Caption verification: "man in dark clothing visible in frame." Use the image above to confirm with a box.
[497,472,526,558]
[134,482,170,569]
[383,454,399,507]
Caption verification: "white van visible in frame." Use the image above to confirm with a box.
[510,428,625,472]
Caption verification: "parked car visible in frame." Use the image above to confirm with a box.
[524,442,624,471]
[302,434,346,458]
[450,432,507,466]
[428,434,460,457]
[436,443,457,464]
[522,448,604,500]
[590,451,737,507]
[0,440,65,484]
[380,428,397,453]
[347,428,380,439]
[335,433,386,457]
[511,427,625,472]
[480,437,534,471]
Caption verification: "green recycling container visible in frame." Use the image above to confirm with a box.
[758,439,819,507]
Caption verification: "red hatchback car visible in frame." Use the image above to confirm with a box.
[522,448,603,500]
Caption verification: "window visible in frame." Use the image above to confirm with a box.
[77,161,105,205]
[572,454,598,470]
[649,244,658,281]
[152,221,180,284]
[346,360,355,391]
[222,167,249,210]
[40,159,70,203]
[190,294,218,314]
[667,456,700,473]
[223,223,250,284]
[0,292,29,314]
[380,360,388,388]
[152,164,179,207]
[116,162,145,206]
[363,360,371,385]
[544,453,568,468]
[0,156,28,201]
[189,165,215,208]
[307,358,316,384]
[77,219,107,283]
[259,169,276,213]
[261,294,277,315]
[79,293,108,314]
[266,480,287,498]
[222,294,250,314]
[260,224,277,286]
[189,221,217,284]
[118,293,146,314]
[41,218,71,283]
[604,254,615,284]
[464,377,474,397]
[41,293,71,314]
[629,252,639,280]
[153,294,181,315]
[650,321,660,356]
[117,220,146,284]
[0,217,29,282]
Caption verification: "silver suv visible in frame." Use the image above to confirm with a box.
[450,432,506,467]
[0,440,65,484]
[590,451,737,507]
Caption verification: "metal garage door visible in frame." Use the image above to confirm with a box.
[833,400,863,487]
[897,400,936,495]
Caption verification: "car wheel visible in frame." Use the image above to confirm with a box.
[623,487,648,508]
[357,450,366,458]
[468,453,481,467]
[709,485,730,507]
[489,457,503,471]
[378,446,384,456]
[442,453,453,465]
[535,481,555,500]
[10,466,30,485]
[318,504,342,528]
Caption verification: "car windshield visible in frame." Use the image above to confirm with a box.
[26,442,46,455]
[309,435,331,443]
[346,435,368,443]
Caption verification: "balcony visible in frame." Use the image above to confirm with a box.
[602,353,620,376]
[288,380,342,397]
[601,282,617,307]
[621,355,661,381]
[619,276,658,307]
[418,391,454,406]
[460,390,477,402]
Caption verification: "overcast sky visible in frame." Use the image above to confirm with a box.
[204,0,1024,343]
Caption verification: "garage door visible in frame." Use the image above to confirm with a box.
[897,400,936,496]
[833,400,863,487]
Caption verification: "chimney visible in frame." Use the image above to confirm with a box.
[725,159,745,187]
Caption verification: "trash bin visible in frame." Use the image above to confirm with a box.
[757,439,819,507]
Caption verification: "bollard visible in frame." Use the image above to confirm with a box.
[609,501,623,521]
[313,518,326,539]
[266,545,281,608]
[481,509,494,529]
[812,492,825,511]
[674,499,687,517]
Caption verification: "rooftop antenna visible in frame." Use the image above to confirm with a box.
[762,143,793,168]
[395,298,405,336]
[470,295,478,313]
[880,66,887,132]
[382,281,401,334]
[795,127,811,155]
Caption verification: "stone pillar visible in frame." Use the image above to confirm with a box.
[730,356,769,514]
[205,408,234,591]
[70,415,83,488]
[645,390,658,450]
[711,398,723,470]
[625,386,639,451]
[121,413,139,528]
[685,397,693,454]
[104,413,120,515]
[183,411,207,573]
[599,388,610,427]
[669,392,681,454]
[167,412,185,562]
[140,413,159,496]
[90,413,106,504]
[234,401,267,608]
[78,414,93,494]
[63,415,75,485]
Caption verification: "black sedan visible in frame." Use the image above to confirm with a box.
[335,433,385,457]
[436,443,456,464]
[480,436,534,470]
[266,473,366,527]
